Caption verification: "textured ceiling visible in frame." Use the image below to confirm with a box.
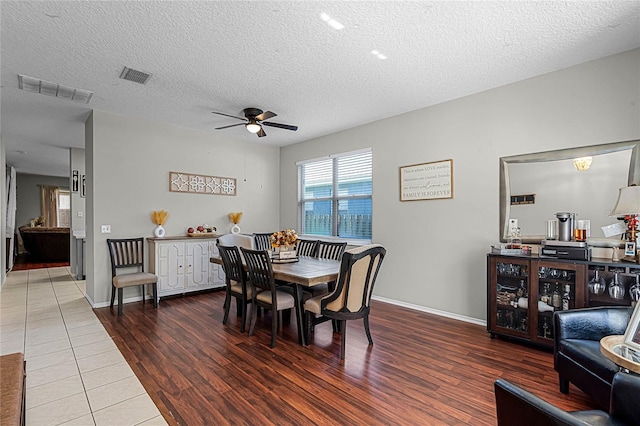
[2,1,639,177]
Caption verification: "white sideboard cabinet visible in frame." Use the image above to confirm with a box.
[148,236,224,298]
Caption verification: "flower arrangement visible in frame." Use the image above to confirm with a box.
[151,210,169,225]
[228,212,243,224]
[270,229,298,248]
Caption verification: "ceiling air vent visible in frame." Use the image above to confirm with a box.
[119,67,152,85]
[18,75,93,104]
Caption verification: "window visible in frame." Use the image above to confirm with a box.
[57,189,70,227]
[297,148,372,240]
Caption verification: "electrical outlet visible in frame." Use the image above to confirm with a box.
[101,225,111,233]
[508,219,518,234]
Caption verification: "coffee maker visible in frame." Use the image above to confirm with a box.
[540,212,591,260]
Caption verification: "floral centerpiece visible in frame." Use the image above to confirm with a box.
[271,229,298,249]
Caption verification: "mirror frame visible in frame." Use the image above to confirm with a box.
[500,139,640,243]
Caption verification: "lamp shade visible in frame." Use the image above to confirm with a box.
[245,121,261,134]
[611,186,640,215]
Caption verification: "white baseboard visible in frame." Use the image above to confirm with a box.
[91,294,148,309]
[371,295,486,327]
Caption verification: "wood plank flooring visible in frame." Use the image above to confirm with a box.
[94,290,595,425]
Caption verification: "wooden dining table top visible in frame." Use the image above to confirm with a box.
[210,255,340,287]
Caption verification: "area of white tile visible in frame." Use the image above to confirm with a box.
[0,267,167,426]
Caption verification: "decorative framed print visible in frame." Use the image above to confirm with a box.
[400,159,453,201]
[169,171,236,196]
[625,241,636,257]
[624,302,640,353]
[72,170,79,192]
[81,174,86,198]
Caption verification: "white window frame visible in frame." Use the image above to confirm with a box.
[296,148,372,243]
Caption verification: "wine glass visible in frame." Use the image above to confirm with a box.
[608,272,625,300]
[588,269,606,295]
[630,274,640,306]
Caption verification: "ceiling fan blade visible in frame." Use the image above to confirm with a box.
[212,111,246,121]
[257,127,267,137]
[262,121,298,131]
[215,123,245,130]
[255,110,276,121]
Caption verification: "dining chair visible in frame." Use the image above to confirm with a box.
[217,244,252,332]
[309,241,348,297]
[107,238,158,316]
[304,244,386,360]
[295,239,319,257]
[253,233,273,251]
[240,248,301,348]
[317,241,347,260]
[217,233,255,249]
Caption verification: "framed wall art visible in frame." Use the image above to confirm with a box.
[400,159,453,201]
[169,171,237,196]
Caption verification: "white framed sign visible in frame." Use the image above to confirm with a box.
[400,159,453,201]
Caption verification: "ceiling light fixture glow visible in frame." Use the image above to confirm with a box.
[246,121,261,134]
[371,50,387,60]
[320,12,344,30]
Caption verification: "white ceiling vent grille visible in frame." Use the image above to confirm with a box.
[18,75,93,104]
[119,67,152,84]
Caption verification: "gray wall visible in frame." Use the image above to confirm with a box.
[86,110,281,306]
[280,48,640,323]
[1,136,5,285]
[16,173,69,228]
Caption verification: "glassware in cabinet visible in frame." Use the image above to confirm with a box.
[488,256,530,339]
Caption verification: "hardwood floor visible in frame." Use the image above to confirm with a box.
[94,290,595,425]
[11,253,70,271]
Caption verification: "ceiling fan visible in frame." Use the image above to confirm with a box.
[212,107,298,138]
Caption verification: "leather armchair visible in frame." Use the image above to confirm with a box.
[553,306,633,409]
[495,372,640,426]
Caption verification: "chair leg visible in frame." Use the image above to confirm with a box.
[248,302,258,336]
[117,288,123,316]
[236,299,242,317]
[271,309,278,348]
[559,377,570,394]
[152,284,158,308]
[240,300,247,333]
[340,320,347,361]
[305,312,314,345]
[141,285,146,305]
[222,290,231,325]
[110,286,116,309]
[364,314,374,345]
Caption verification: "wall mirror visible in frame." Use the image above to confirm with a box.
[500,140,640,243]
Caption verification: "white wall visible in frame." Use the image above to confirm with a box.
[86,110,281,306]
[70,148,86,277]
[280,48,640,322]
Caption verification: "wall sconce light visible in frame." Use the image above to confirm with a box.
[573,156,593,171]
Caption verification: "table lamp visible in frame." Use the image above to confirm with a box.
[611,186,640,261]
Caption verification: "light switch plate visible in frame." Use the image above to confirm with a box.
[77,211,83,217]
[508,219,518,234]
[101,225,111,233]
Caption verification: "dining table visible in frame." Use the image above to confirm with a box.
[210,254,341,345]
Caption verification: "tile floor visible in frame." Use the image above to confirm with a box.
[0,267,167,426]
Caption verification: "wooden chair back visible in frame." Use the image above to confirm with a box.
[107,238,146,278]
[241,248,276,295]
[317,241,347,260]
[253,233,273,251]
[217,244,245,285]
[296,239,319,257]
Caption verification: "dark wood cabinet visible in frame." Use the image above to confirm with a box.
[487,254,636,349]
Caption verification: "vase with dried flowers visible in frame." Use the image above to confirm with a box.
[151,210,169,238]
[228,212,243,234]
[270,229,298,258]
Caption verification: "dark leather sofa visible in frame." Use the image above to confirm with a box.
[553,306,633,409]
[19,226,70,262]
[495,372,640,425]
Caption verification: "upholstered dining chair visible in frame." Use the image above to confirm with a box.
[217,233,255,249]
[295,239,319,257]
[107,238,158,316]
[217,244,252,332]
[253,233,273,251]
[305,244,386,360]
[240,248,300,348]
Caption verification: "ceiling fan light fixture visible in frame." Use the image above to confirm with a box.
[246,121,261,133]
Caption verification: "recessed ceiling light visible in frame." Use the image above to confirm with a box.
[320,12,344,30]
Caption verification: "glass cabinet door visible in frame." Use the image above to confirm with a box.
[489,257,530,340]
[587,264,640,308]
[532,260,585,345]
